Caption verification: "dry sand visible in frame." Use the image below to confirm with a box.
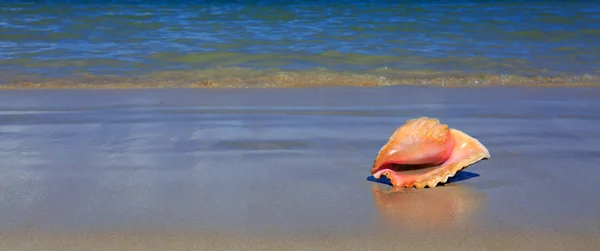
[0,86,599,250]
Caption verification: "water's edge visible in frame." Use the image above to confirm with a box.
[1,68,598,89]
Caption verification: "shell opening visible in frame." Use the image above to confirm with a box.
[383,163,445,176]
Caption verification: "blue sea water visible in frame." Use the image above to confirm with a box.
[1,0,599,86]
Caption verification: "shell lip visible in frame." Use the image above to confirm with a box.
[371,162,441,179]
[371,162,448,188]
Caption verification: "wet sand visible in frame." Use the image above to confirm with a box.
[0,87,599,250]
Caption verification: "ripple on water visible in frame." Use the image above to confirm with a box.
[0,1,599,86]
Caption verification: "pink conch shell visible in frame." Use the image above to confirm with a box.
[371,117,490,188]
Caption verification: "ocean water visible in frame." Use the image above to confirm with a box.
[1,0,600,87]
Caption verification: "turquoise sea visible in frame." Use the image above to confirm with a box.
[1,0,599,87]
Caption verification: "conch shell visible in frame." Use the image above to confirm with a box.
[371,117,490,188]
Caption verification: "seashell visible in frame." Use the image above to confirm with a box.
[371,117,490,188]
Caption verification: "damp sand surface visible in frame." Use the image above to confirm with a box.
[0,87,599,250]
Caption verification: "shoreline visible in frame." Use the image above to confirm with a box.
[0,69,598,89]
[2,84,600,90]
[1,82,598,90]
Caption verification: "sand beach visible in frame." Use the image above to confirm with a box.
[0,87,599,250]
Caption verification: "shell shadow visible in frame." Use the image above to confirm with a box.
[366,170,480,187]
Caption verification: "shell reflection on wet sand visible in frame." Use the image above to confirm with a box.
[371,184,486,231]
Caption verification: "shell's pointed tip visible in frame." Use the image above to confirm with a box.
[427,180,439,188]
[415,182,427,189]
